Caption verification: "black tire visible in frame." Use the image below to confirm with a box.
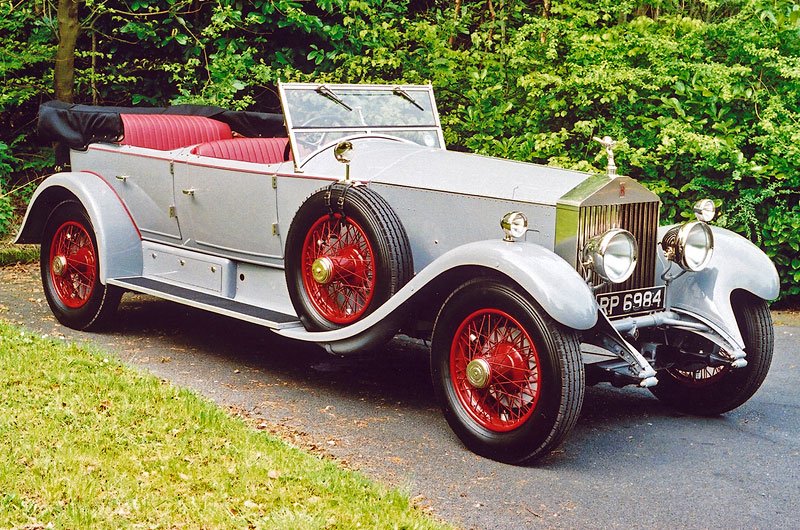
[649,291,774,415]
[284,183,412,332]
[40,201,122,330]
[431,279,584,465]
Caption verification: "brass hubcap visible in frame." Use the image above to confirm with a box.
[311,257,334,284]
[466,358,491,389]
[52,255,68,277]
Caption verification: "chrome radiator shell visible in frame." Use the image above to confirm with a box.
[555,174,661,293]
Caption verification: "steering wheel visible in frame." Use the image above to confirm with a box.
[299,114,349,150]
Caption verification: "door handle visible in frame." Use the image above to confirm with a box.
[182,188,196,197]
[115,175,129,182]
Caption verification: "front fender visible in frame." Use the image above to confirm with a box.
[15,172,142,282]
[656,224,779,347]
[277,240,598,352]
[455,240,599,330]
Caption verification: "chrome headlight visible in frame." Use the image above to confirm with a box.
[500,211,528,241]
[661,221,714,271]
[693,199,716,222]
[582,228,638,283]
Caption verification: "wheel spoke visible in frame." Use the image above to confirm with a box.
[302,214,376,324]
[450,308,541,432]
[49,220,97,308]
[671,363,728,387]
[64,263,94,285]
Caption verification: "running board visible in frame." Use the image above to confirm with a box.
[107,277,302,330]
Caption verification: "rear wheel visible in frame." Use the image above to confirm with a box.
[650,291,773,415]
[41,201,122,330]
[431,279,584,464]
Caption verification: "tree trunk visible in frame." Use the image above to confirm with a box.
[91,29,98,105]
[54,0,80,103]
[448,0,462,48]
[540,0,551,44]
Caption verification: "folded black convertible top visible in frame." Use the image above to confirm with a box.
[38,100,286,151]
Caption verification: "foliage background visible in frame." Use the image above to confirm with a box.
[0,0,798,301]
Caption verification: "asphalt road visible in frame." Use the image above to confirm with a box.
[1,263,798,529]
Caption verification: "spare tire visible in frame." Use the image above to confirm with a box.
[284,183,413,333]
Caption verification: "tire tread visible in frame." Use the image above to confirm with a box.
[519,294,584,463]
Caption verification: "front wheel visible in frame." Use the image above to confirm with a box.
[649,291,773,415]
[40,201,122,330]
[431,279,584,465]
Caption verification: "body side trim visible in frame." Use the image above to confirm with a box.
[79,170,142,238]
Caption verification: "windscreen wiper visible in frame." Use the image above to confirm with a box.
[316,85,352,111]
[392,86,424,111]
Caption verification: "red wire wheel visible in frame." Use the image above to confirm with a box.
[300,213,376,325]
[668,365,730,387]
[40,201,122,330]
[450,309,541,432]
[285,183,412,336]
[431,279,584,465]
[48,220,97,308]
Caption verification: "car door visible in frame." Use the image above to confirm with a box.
[86,149,182,242]
[171,158,286,262]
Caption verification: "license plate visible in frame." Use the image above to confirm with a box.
[597,286,665,319]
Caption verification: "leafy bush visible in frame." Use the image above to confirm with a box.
[0,142,15,236]
[0,195,13,238]
[0,0,798,300]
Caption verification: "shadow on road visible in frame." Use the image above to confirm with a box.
[112,295,437,406]
[108,294,691,446]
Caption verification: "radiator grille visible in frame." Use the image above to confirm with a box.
[577,201,660,293]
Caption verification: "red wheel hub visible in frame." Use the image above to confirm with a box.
[450,309,541,432]
[301,214,376,324]
[49,221,97,308]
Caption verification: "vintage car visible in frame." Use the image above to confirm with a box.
[17,83,778,464]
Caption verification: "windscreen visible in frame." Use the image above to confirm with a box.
[280,83,445,164]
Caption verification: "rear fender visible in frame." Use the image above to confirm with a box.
[15,172,142,282]
[656,224,779,348]
[277,240,598,353]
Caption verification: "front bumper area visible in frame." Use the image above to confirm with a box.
[582,309,748,389]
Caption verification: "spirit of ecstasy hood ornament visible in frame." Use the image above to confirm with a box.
[593,136,617,178]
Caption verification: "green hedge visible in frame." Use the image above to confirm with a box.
[1,0,798,300]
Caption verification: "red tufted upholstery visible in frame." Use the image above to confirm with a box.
[120,114,232,150]
[190,137,292,164]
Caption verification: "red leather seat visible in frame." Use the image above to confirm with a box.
[190,137,291,164]
[120,114,232,150]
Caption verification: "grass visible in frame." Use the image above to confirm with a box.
[0,238,38,266]
[0,321,449,529]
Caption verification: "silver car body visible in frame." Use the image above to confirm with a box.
[17,83,778,378]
